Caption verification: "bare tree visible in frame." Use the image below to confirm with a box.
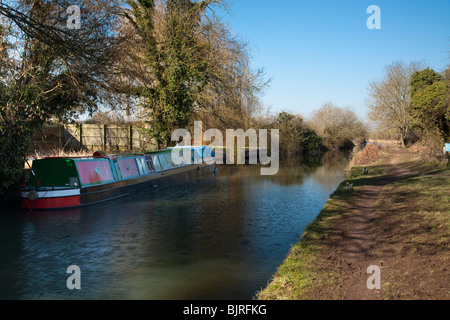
[367,61,423,147]
[195,12,270,131]
[308,103,367,150]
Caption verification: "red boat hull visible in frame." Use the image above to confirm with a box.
[21,195,81,210]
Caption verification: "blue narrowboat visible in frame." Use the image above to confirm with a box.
[21,146,216,210]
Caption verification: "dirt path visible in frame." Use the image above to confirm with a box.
[345,148,418,299]
[315,147,417,300]
[336,184,383,300]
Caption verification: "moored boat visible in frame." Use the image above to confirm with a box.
[21,146,216,210]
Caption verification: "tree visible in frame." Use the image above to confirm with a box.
[308,103,367,150]
[125,0,217,148]
[367,61,423,147]
[275,112,306,152]
[259,111,322,153]
[122,0,269,146]
[195,12,269,132]
[409,67,450,141]
[0,0,123,199]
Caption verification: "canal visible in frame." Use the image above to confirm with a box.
[0,152,349,300]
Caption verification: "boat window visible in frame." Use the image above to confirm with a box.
[164,153,177,168]
[145,154,155,172]
[136,158,143,175]
[142,158,149,174]
[114,160,122,180]
[136,157,148,175]
[151,155,163,172]
[158,154,172,170]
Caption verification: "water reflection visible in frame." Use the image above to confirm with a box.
[0,151,348,300]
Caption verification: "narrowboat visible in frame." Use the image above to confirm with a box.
[21,146,216,210]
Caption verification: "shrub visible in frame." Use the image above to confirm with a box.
[409,131,445,162]
[351,144,383,165]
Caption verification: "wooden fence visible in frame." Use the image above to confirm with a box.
[30,124,157,152]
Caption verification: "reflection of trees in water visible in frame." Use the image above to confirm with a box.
[271,151,350,187]
[309,151,351,188]
[217,156,313,186]
[319,150,352,170]
[216,150,350,187]
[269,154,316,186]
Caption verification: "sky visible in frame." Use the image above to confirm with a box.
[219,0,450,120]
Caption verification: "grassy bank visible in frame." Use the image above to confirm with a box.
[257,146,449,300]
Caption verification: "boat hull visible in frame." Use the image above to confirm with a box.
[21,162,216,210]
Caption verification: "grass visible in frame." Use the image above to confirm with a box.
[371,156,450,299]
[257,146,449,300]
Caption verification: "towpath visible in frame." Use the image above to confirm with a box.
[309,146,449,300]
[259,145,449,300]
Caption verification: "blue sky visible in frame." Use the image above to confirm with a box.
[221,0,450,120]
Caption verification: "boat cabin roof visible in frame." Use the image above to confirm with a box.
[42,146,212,160]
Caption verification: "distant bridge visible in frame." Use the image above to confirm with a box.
[367,139,402,146]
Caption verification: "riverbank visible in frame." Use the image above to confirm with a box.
[257,145,449,300]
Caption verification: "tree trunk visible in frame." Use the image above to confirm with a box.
[401,135,406,148]
[400,127,409,148]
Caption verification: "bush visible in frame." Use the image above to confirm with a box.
[0,134,28,201]
[409,130,445,162]
[351,144,383,165]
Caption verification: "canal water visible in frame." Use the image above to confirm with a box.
[0,152,349,300]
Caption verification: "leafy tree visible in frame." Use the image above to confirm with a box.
[409,67,450,141]
[125,0,216,148]
[0,0,123,200]
[263,111,322,153]
[302,128,323,152]
[115,1,269,142]
[276,112,305,152]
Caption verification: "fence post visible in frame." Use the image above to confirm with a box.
[129,125,133,151]
[59,125,66,150]
[103,124,107,151]
[79,123,83,149]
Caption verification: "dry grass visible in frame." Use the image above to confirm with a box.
[26,148,94,161]
[409,144,443,162]
[409,130,446,162]
[351,144,384,166]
